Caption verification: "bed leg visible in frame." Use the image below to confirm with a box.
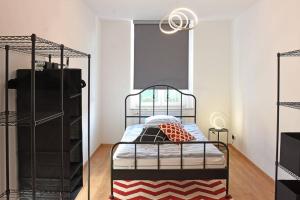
[226,178,229,195]
[110,177,114,199]
[110,146,115,199]
[225,178,231,199]
[225,144,231,199]
[109,188,114,199]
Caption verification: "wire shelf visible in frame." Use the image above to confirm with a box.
[0,34,91,200]
[0,189,62,199]
[0,35,89,58]
[278,164,300,181]
[280,49,300,57]
[0,111,64,126]
[0,111,31,126]
[279,102,300,110]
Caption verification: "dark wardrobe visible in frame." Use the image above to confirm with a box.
[15,68,83,200]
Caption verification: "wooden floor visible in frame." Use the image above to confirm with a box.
[76,144,274,200]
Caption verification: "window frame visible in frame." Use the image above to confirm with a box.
[129,89,194,110]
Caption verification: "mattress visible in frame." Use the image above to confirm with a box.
[113,124,226,169]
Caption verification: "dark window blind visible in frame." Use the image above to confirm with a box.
[134,23,189,89]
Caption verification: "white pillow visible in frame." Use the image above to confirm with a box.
[145,115,181,126]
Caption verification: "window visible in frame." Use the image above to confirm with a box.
[130,89,193,109]
[130,21,193,109]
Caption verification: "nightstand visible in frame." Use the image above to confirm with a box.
[208,128,229,148]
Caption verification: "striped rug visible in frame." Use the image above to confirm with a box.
[111,180,233,200]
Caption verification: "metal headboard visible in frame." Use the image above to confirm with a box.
[125,84,197,128]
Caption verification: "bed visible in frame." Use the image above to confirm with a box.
[110,85,230,199]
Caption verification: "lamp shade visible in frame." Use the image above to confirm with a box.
[210,112,227,130]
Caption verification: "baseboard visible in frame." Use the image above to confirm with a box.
[230,144,274,183]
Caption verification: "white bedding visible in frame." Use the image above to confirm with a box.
[113,124,226,169]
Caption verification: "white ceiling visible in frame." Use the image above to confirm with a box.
[84,0,258,20]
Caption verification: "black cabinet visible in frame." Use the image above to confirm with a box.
[277,180,300,200]
[16,69,83,200]
[280,133,300,177]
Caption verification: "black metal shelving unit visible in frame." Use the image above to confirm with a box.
[0,34,91,200]
[275,49,300,199]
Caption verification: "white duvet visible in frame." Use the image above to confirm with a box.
[113,124,226,169]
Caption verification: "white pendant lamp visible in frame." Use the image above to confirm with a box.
[159,8,198,35]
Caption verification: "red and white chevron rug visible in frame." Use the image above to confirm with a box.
[111,180,233,200]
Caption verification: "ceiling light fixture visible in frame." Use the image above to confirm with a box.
[159,8,198,35]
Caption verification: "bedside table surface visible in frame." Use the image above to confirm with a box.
[209,128,228,132]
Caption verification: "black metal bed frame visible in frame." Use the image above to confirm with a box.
[0,34,91,200]
[110,85,230,199]
[125,85,197,128]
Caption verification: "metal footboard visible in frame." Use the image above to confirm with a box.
[110,141,230,199]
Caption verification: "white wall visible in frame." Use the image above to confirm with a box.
[194,21,232,141]
[0,0,101,191]
[99,20,232,144]
[231,0,300,178]
[100,20,131,143]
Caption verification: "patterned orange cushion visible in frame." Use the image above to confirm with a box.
[159,123,195,142]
